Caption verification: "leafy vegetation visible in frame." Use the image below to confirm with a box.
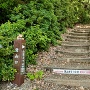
[27,70,44,81]
[0,0,90,81]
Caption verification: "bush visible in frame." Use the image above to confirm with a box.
[24,25,51,65]
[0,21,18,81]
[9,1,61,64]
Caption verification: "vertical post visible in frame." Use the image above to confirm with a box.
[12,35,26,86]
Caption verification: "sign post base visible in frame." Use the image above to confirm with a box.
[12,73,24,86]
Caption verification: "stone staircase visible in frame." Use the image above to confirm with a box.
[43,26,90,88]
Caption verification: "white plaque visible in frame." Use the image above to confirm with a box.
[15,54,19,58]
[53,69,90,75]
[15,61,18,64]
[15,48,19,52]
[21,68,25,73]
[22,63,24,66]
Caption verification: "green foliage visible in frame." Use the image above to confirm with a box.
[9,1,61,65]
[0,0,16,24]
[53,0,90,27]
[27,73,35,80]
[10,1,61,43]
[34,89,39,90]
[27,70,44,81]
[69,0,90,24]
[0,21,26,81]
[0,0,15,9]
[1,65,17,81]
[0,0,27,24]
[36,70,44,79]
[78,0,90,23]
[24,25,51,65]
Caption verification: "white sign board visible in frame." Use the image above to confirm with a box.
[53,69,90,75]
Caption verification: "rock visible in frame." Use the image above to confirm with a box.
[79,86,84,90]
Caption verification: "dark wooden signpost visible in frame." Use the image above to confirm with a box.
[13,35,25,86]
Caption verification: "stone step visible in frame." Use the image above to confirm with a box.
[62,41,90,46]
[75,25,90,28]
[65,38,89,42]
[57,52,89,58]
[44,74,90,87]
[60,46,89,52]
[58,44,89,48]
[46,57,90,69]
[72,28,90,33]
[58,53,89,58]
[69,32,90,36]
[55,51,89,58]
[61,34,90,42]
[51,57,90,63]
[43,63,90,71]
[61,42,89,49]
[56,49,90,56]
[66,35,90,40]
[43,56,90,69]
[45,73,90,81]
[75,27,90,30]
[45,79,90,87]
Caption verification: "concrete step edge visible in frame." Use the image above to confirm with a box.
[52,57,90,63]
[56,49,90,54]
[44,78,90,87]
[65,38,89,42]
[43,65,90,70]
[66,35,90,39]
[61,43,90,46]
[69,32,90,35]
[61,41,90,46]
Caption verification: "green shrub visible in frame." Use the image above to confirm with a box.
[24,25,51,65]
[0,20,28,81]
[0,21,19,81]
[9,1,61,65]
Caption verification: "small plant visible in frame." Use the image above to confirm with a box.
[27,72,35,80]
[27,70,44,81]
[35,70,44,80]
[34,88,39,90]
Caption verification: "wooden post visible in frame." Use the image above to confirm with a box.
[12,35,26,86]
